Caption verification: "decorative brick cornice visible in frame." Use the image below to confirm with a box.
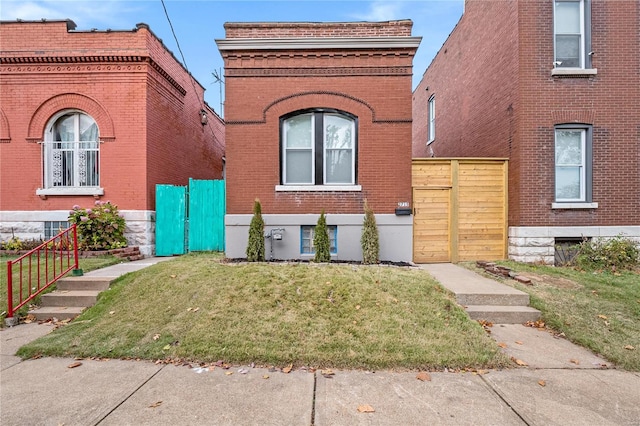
[0,55,187,97]
[225,90,412,125]
[225,66,412,78]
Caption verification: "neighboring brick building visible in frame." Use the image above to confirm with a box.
[217,21,421,261]
[0,20,225,255]
[413,0,640,263]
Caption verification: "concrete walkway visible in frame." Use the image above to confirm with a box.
[1,259,639,425]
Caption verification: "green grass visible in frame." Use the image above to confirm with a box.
[17,253,509,370]
[1,254,122,323]
[470,261,640,371]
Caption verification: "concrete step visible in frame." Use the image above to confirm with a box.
[39,290,100,307]
[29,306,86,321]
[456,292,530,307]
[465,305,541,324]
[56,276,113,291]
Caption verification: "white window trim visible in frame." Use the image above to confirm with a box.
[553,0,592,71]
[283,113,315,185]
[555,128,586,202]
[276,185,362,192]
[427,95,435,144]
[39,110,103,196]
[551,202,598,209]
[323,113,356,185]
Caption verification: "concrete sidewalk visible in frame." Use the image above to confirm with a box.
[1,259,639,425]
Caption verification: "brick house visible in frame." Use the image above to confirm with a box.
[0,20,225,255]
[217,21,421,261]
[413,0,639,264]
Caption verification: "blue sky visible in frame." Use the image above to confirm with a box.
[1,0,463,116]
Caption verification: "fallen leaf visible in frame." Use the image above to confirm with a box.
[262,374,270,379]
[193,307,199,312]
[597,314,608,320]
[170,274,176,278]
[109,311,115,315]
[513,358,528,366]
[569,359,580,365]
[497,342,508,348]
[355,305,361,310]
[162,344,171,351]
[538,380,546,387]
[624,345,635,351]
[515,341,523,345]
[282,364,293,374]
[67,361,82,369]
[357,404,375,413]
[238,368,249,374]
[416,372,432,382]
[225,371,233,376]
[153,334,160,341]
[321,369,335,377]
[149,401,163,408]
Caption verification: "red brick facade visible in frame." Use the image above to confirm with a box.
[413,0,639,261]
[217,21,420,261]
[220,21,419,215]
[0,20,224,253]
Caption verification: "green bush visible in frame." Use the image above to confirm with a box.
[246,199,265,262]
[68,201,127,251]
[575,235,640,272]
[361,200,379,264]
[313,211,331,263]
[2,237,24,251]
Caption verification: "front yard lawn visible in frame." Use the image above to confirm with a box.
[478,261,640,371]
[17,253,509,371]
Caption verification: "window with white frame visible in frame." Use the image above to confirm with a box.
[43,111,100,190]
[44,221,70,240]
[554,0,591,69]
[281,110,356,186]
[555,125,592,202]
[301,225,337,255]
[427,95,435,143]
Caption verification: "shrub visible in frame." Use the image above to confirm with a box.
[361,200,379,264]
[2,237,24,251]
[313,210,331,263]
[575,235,640,272]
[68,201,127,251]
[246,199,265,262]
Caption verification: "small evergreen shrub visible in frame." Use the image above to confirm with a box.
[246,199,265,262]
[68,201,127,250]
[361,200,379,264]
[575,235,640,272]
[313,211,331,263]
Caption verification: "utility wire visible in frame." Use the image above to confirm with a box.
[159,0,222,143]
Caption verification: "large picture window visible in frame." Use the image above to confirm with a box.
[42,111,100,191]
[554,0,591,69]
[555,125,592,202]
[281,110,357,186]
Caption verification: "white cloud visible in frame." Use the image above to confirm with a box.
[0,0,143,30]
[351,1,405,21]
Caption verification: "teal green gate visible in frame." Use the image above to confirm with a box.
[188,178,225,252]
[155,184,187,256]
[155,179,225,256]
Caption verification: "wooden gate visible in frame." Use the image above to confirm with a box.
[412,159,508,263]
[155,179,225,256]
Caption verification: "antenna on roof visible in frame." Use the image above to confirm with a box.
[212,68,225,118]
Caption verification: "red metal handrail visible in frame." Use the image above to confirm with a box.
[6,224,79,320]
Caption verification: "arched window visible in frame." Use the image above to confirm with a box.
[281,109,357,186]
[39,111,101,194]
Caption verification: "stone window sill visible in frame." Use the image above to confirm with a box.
[551,68,597,77]
[36,187,104,197]
[275,185,362,192]
[551,202,598,209]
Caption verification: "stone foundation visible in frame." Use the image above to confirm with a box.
[508,226,640,265]
[0,210,156,256]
